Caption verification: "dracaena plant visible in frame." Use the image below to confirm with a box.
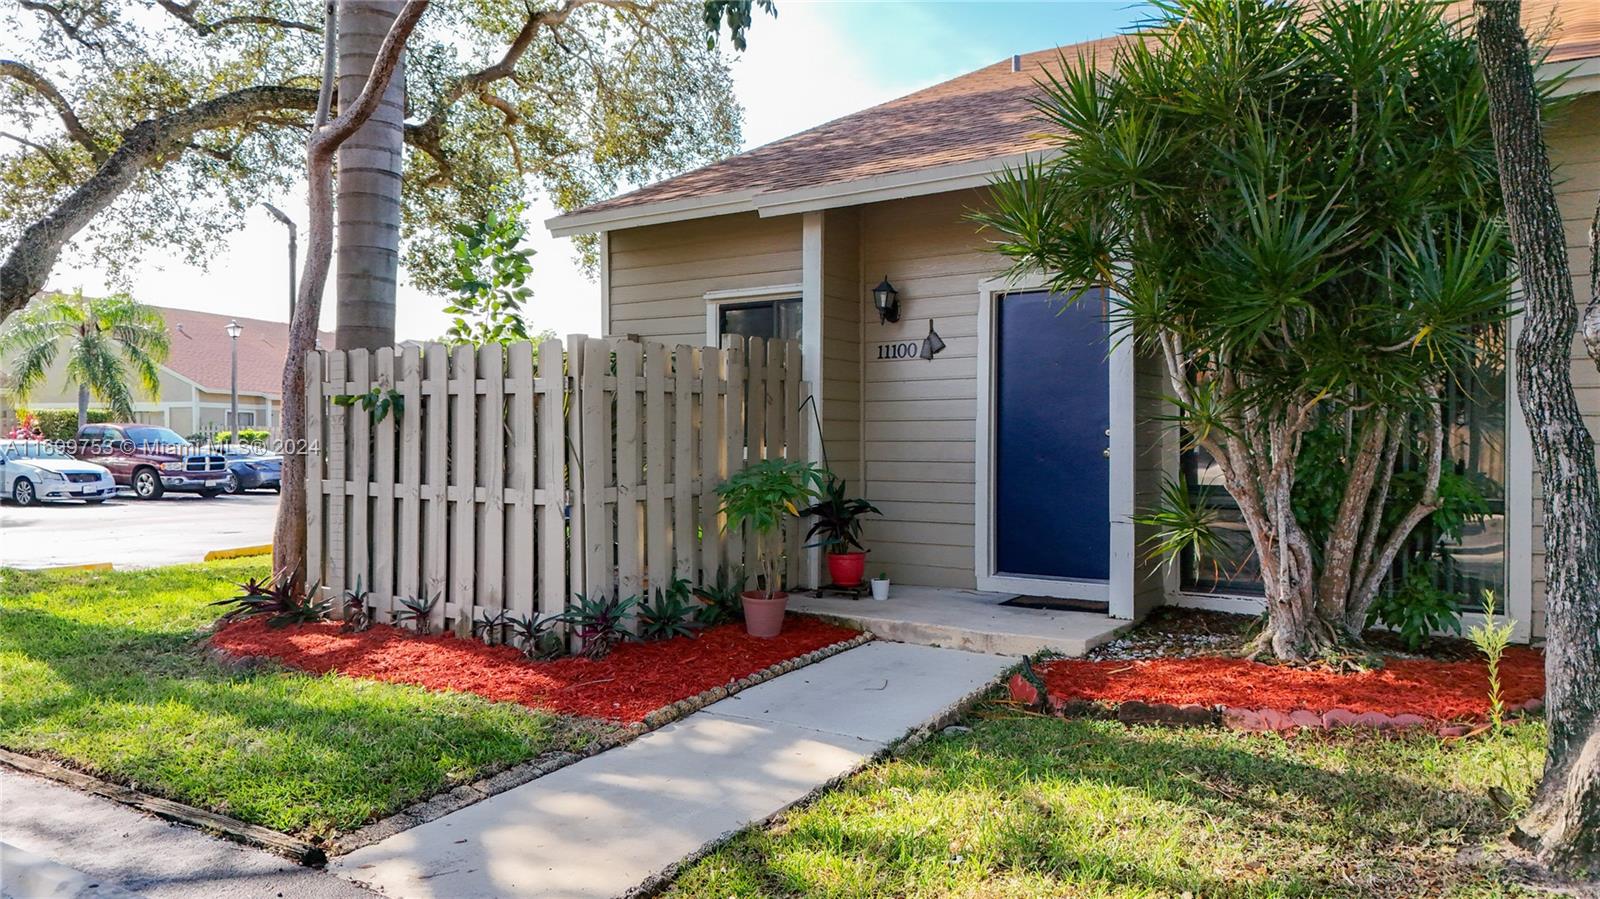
[975,0,1513,661]
[507,612,566,660]
[341,577,372,633]
[213,574,328,628]
[717,459,823,601]
[799,474,880,554]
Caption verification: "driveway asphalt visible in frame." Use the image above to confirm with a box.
[0,491,278,569]
[0,768,375,899]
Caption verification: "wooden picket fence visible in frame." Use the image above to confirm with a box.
[304,335,806,632]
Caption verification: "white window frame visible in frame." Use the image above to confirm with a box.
[702,284,805,347]
[974,274,1137,617]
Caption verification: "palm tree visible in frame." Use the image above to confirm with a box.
[0,290,170,429]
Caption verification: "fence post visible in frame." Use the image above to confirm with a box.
[325,350,348,603]
[372,347,396,611]
[422,343,449,630]
[615,340,644,605]
[506,342,536,617]
[537,337,567,620]
[672,345,697,586]
[304,349,324,592]
[565,334,588,609]
[396,344,423,622]
[699,345,725,583]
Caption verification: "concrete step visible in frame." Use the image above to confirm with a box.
[790,585,1132,657]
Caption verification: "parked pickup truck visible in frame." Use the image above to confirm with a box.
[71,424,229,499]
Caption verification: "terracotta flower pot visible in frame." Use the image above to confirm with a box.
[826,551,868,587]
[741,590,788,638]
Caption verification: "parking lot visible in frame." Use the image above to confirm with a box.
[0,491,279,569]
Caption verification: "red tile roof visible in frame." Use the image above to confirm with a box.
[156,306,332,397]
[557,0,1600,225]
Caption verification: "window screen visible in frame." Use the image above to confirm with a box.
[718,298,801,348]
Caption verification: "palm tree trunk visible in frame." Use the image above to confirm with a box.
[76,383,88,430]
[334,0,405,352]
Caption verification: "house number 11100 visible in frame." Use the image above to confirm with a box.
[877,341,921,360]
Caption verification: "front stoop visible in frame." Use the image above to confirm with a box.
[331,642,1013,899]
[790,586,1133,657]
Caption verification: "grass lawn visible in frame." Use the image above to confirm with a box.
[0,560,611,839]
[670,710,1544,898]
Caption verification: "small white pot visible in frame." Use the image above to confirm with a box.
[870,578,890,601]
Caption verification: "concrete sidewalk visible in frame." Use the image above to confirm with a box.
[0,768,375,899]
[333,641,1013,899]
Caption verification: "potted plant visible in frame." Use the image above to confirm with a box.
[800,474,880,588]
[871,571,891,601]
[716,459,822,637]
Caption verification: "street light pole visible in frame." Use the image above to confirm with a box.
[262,203,298,324]
[226,319,242,441]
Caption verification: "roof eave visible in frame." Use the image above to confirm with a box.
[545,151,1050,238]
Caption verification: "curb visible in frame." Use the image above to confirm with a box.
[203,545,272,561]
[0,748,326,867]
[32,562,114,573]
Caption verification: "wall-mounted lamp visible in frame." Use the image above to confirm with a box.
[872,276,900,324]
[920,319,946,361]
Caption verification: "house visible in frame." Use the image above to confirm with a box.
[3,305,330,438]
[547,1,1600,643]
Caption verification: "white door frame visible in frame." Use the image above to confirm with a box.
[974,274,1137,617]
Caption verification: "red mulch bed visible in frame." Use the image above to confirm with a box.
[211,615,860,723]
[1037,648,1545,722]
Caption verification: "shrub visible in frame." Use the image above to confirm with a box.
[1366,566,1462,650]
[213,429,270,446]
[17,408,115,441]
[394,593,440,635]
[507,612,565,660]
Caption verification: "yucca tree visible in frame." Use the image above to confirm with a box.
[0,290,169,429]
[977,0,1513,660]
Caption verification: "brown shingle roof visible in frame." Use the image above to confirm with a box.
[157,306,331,397]
[554,0,1600,229]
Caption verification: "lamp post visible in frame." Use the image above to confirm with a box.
[226,319,242,441]
[262,203,298,324]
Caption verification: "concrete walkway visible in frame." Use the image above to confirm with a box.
[333,641,1012,899]
[0,769,375,899]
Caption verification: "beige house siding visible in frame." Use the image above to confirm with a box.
[607,212,803,345]
[1531,90,1600,638]
[857,190,992,588]
[820,208,864,486]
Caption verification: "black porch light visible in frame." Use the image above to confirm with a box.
[872,276,900,324]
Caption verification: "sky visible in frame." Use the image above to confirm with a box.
[36,1,1151,341]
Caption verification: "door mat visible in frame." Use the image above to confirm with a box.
[1001,595,1109,614]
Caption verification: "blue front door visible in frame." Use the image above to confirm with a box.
[993,289,1110,581]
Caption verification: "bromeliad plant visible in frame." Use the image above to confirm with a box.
[341,577,372,633]
[507,612,566,660]
[213,574,329,627]
[563,591,639,659]
[716,459,823,601]
[693,564,747,626]
[639,575,697,641]
[394,593,440,635]
[977,0,1513,660]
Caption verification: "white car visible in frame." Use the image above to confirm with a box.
[0,439,118,506]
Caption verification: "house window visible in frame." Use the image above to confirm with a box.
[717,298,801,348]
[227,410,257,428]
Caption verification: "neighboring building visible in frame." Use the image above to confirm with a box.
[548,1,1600,642]
[2,305,330,438]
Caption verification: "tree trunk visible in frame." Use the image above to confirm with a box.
[274,0,428,587]
[1476,0,1600,876]
[76,383,88,431]
[334,0,406,352]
